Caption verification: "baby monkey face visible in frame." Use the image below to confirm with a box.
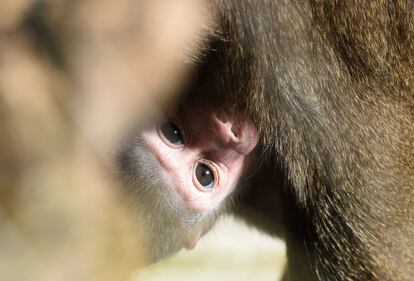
[140,106,258,212]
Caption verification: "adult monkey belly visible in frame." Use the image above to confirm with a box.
[118,1,414,281]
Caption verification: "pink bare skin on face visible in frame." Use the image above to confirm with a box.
[140,107,259,213]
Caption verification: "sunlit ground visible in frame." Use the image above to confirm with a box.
[134,216,286,281]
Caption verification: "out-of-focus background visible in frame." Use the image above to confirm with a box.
[0,1,285,280]
[136,217,286,281]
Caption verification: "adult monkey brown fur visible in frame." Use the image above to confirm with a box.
[116,0,414,281]
[193,1,414,280]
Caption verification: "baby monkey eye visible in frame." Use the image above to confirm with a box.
[160,121,184,145]
[195,163,215,189]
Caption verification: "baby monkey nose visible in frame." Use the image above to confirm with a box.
[212,113,259,155]
[212,113,239,144]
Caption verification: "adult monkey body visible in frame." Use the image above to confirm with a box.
[200,1,413,280]
[120,1,414,281]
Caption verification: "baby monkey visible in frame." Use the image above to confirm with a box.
[117,100,258,262]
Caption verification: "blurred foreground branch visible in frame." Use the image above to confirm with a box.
[0,1,213,280]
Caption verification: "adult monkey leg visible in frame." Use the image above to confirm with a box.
[195,1,414,280]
